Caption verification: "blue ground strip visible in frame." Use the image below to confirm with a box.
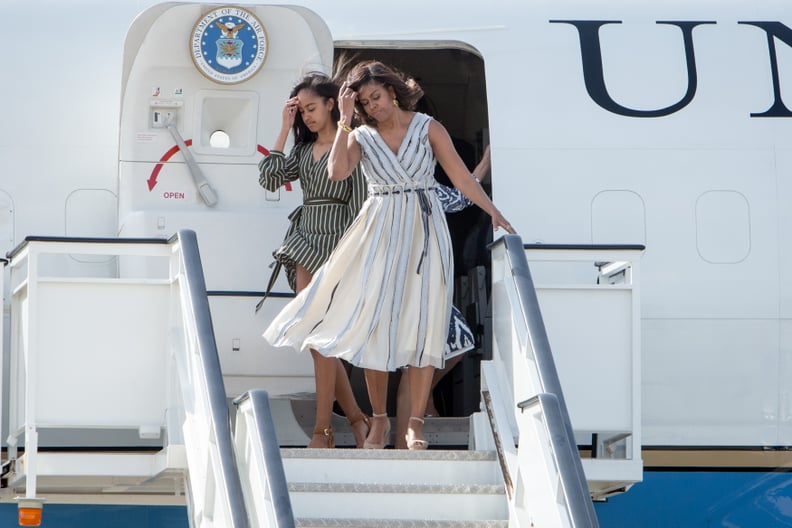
[0,503,188,527]
[595,470,792,528]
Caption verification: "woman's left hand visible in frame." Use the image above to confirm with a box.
[491,210,516,234]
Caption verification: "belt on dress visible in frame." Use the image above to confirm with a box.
[368,186,436,274]
[255,260,282,313]
[254,197,347,313]
[303,197,347,206]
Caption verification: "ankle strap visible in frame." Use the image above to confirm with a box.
[372,413,388,418]
[409,416,425,424]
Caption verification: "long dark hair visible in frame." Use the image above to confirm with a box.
[345,61,424,126]
[289,74,341,145]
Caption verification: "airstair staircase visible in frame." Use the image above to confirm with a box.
[0,230,642,527]
[284,448,507,527]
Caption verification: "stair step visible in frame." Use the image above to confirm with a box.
[295,520,509,527]
[281,448,502,486]
[282,449,497,461]
[289,482,505,492]
[288,481,506,520]
[283,448,507,522]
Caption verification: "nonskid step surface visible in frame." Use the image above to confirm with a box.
[295,520,509,528]
[281,448,497,461]
[289,482,505,495]
[288,481,507,521]
[281,448,503,486]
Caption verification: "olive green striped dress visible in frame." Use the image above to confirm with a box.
[259,143,367,291]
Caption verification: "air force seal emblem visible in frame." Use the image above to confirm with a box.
[191,6,268,84]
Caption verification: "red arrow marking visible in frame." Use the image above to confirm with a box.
[148,140,192,191]
[147,143,290,192]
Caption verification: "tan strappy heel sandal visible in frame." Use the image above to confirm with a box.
[348,412,371,449]
[406,416,428,450]
[363,413,391,449]
[308,425,334,448]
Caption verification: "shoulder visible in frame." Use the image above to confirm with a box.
[412,112,433,129]
[355,124,374,141]
[410,112,434,140]
[427,116,451,141]
[415,111,432,123]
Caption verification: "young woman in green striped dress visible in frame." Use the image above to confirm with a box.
[258,74,370,448]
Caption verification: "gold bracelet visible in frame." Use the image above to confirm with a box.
[338,120,353,133]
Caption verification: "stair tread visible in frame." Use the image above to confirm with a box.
[295,520,508,527]
[281,448,496,461]
[289,482,505,494]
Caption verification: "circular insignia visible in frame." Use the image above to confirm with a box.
[191,6,268,85]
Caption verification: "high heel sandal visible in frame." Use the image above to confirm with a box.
[308,426,334,448]
[348,412,371,449]
[406,416,429,450]
[363,413,391,449]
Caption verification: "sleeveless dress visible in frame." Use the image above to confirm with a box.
[263,112,454,370]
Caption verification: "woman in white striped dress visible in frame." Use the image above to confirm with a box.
[259,74,371,448]
[264,62,513,450]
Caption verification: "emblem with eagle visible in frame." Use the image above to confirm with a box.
[191,7,268,84]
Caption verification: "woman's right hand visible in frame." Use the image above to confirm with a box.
[282,96,299,129]
[338,82,357,124]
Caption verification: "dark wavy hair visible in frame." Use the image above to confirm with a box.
[345,61,424,126]
[289,74,341,145]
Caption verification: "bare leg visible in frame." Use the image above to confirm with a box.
[297,263,334,448]
[295,263,312,294]
[395,370,410,449]
[395,356,467,448]
[363,369,391,448]
[297,264,367,447]
[426,355,464,417]
[406,365,435,449]
[308,349,336,447]
[334,360,369,448]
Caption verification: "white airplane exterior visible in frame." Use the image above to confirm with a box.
[1,0,791,526]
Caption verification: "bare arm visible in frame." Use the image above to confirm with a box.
[472,144,491,184]
[328,128,362,181]
[328,81,363,181]
[429,120,514,233]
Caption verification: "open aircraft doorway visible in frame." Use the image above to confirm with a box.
[335,45,492,421]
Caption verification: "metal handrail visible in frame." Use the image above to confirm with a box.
[234,390,295,528]
[174,229,249,527]
[517,393,597,525]
[491,233,599,527]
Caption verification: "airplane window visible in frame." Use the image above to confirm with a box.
[209,130,230,148]
[696,190,750,264]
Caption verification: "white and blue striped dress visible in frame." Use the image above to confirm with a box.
[263,112,453,370]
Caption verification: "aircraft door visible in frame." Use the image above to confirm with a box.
[117,3,333,293]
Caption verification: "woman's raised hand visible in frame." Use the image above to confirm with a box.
[338,82,357,123]
[282,96,299,128]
